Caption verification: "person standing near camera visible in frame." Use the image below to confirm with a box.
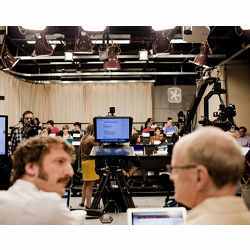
[9,110,39,155]
[79,124,99,208]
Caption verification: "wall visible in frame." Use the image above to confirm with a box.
[152,85,196,124]
[226,62,250,131]
[0,71,153,127]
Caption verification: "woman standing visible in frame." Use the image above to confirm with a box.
[79,124,99,208]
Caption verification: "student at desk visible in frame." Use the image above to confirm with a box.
[150,127,162,145]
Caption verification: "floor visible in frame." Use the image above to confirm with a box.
[67,196,167,225]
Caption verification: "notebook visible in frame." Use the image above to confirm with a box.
[127,207,186,225]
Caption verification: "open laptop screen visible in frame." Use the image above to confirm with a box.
[127,207,186,225]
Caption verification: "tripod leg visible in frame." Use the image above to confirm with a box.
[116,170,135,210]
[90,172,110,209]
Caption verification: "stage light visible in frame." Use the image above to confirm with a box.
[103,43,121,71]
[74,31,93,54]
[103,57,121,71]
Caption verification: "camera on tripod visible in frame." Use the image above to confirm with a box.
[108,107,115,116]
[24,119,40,138]
[213,104,236,131]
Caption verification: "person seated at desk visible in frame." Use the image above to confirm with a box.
[150,127,162,145]
[61,125,73,144]
[163,117,178,136]
[46,120,60,136]
[236,126,250,147]
[142,119,154,133]
[170,126,250,224]
[72,122,84,137]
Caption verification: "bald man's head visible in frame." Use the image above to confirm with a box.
[172,126,244,188]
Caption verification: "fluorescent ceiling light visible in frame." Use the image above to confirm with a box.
[170,39,187,44]
[81,26,106,31]
[21,26,46,31]
[27,40,62,45]
[152,25,175,31]
[92,39,130,44]
[241,25,250,30]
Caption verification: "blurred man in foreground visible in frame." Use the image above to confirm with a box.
[170,126,250,224]
[0,136,79,224]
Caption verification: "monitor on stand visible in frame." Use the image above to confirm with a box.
[89,116,135,213]
[92,116,134,156]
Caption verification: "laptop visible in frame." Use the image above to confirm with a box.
[127,207,186,225]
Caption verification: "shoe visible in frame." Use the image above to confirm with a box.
[79,202,85,207]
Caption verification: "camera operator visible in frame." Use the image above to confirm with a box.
[9,111,40,155]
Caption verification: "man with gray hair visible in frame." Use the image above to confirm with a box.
[170,126,250,224]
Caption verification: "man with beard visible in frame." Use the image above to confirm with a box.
[9,110,39,155]
[0,136,79,224]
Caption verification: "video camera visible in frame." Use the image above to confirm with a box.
[23,119,40,138]
[212,103,236,131]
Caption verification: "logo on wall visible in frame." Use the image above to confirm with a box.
[168,87,182,103]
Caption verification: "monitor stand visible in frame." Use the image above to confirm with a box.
[89,143,135,212]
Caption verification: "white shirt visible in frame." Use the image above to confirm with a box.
[186,196,250,225]
[236,136,250,147]
[0,179,80,225]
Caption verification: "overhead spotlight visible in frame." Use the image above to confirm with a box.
[0,35,19,69]
[103,57,121,71]
[74,30,93,54]
[103,43,121,71]
[81,26,106,32]
[191,41,211,68]
[21,26,46,31]
[183,26,192,35]
[32,33,54,56]
[152,25,175,31]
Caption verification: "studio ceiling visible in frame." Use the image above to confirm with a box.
[0,26,248,84]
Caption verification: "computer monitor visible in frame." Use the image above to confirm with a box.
[0,115,8,157]
[93,116,133,144]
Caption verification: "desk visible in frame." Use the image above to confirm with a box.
[83,213,127,225]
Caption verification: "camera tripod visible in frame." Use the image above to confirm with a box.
[90,162,135,213]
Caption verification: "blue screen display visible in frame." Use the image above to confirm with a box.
[95,117,130,143]
[0,116,7,156]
